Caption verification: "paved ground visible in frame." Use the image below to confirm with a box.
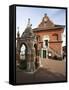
[16,59,66,84]
[41,58,66,76]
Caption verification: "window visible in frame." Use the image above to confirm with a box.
[36,35,41,41]
[53,34,58,41]
[45,40,48,47]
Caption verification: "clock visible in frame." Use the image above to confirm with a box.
[44,18,48,22]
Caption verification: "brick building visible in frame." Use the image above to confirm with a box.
[33,14,64,59]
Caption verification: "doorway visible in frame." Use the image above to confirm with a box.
[43,50,46,58]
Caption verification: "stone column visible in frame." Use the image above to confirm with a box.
[30,48,35,72]
[39,49,43,67]
[16,51,20,66]
[26,50,31,72]
[16,43,20,65]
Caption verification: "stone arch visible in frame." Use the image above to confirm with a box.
[20,42,28,51]
[19,41,29,61]
[20,44,27,60]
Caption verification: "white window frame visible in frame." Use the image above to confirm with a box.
[42,35,49,48]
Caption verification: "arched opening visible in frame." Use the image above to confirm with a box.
[36,35,41,41]
[20,44,27,60]
[34,44,37,56]
[19,43,27,70]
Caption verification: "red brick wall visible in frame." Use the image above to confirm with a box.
[49,42,62,54]
[33,28,64,55]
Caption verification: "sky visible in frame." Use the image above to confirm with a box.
[16,6,66,46]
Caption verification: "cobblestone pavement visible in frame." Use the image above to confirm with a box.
[16,59,66,84]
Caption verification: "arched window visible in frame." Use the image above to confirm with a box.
[43,35,49,48]
[52,34,58,41]
[20,44,26,60]
[44,40,48,47]
[36,35,41,41]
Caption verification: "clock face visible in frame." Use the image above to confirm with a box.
[44,18,48,22]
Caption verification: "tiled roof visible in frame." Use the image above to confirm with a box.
[33,25,65,32]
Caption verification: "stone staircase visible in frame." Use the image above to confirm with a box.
[48,47,61,57]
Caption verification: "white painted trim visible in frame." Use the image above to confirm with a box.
[41,48,48,59]
[42,35,49,48]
